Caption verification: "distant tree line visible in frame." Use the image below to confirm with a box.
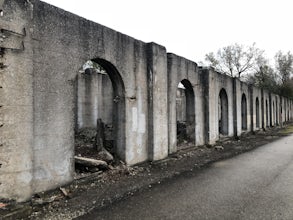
[205,43,293,99]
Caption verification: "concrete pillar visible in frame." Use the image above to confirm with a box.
[147,43,168,161]
[200,68,210,144]
[249,86,254,132]
[167,54,178,154]
[0,0,34,201]
[261,90,265,129]
[232,78,238,137]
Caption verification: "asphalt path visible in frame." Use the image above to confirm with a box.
[78,134,293,220]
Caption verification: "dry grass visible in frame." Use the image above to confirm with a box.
[280,124,293,134]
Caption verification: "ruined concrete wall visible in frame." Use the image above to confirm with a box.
[31,0,150,193]
[208,70,234,143]
[235,79,251,135]
[167,53,204,153]
[147,43,169,161]
[1,0,293,202]
[288,99,292,121]
[251,87,262,131]
[263,90,271,128]
[0,0,34,202]
[271,94,280,126]
[281,97,284,123]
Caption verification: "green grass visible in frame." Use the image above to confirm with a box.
[281,124,293,134]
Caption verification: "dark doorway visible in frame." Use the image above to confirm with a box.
[241,94,247,130]
[74,59,125,173]
[176,79,195,149]
[219,89,229,135]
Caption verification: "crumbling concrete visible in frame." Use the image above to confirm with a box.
[0,0,293,202]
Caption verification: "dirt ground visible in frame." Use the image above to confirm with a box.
[1,123,293,220]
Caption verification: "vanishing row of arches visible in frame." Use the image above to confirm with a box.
[178,85,292,147]
[76,58,293,166]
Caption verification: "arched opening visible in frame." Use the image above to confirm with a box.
[219,88,228,136]
[176,79,195,149]
[75,59,125,173]
[266,99,269,127]
[256,97,260,128]
[241,94,247,130]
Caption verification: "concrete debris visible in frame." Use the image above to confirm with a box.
[74,156,108,170]
[59,187,71,199]
[95,119,105,151]
[98,148,114,163]
[32,196,59,205]
[215,145,224,151]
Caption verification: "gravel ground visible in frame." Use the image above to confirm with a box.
[1,124,292,220]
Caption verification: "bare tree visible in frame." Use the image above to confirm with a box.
[205,43,264,78]
[247,57,279,93]
[274,51,293,98]
[275,51,293,84]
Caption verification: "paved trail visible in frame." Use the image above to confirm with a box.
[77,134,293,220]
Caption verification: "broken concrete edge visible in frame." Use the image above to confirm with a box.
[1,124,292,219]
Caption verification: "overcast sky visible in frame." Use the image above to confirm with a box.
[42,0,292,64]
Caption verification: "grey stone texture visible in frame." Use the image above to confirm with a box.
[0,0,293,202]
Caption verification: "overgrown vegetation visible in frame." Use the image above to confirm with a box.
[205,44,293,99]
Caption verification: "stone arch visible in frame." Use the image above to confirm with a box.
[256,97,260,128]
[76,58,126,161]
[219,88,228,135]
[176,79,195,147]
[94,58,126,159]
[241,93,247,130]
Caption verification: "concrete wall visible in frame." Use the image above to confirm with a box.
[263,91,270,128]
[205,69,234,144]
[1,0,293,202]
[167,53,204,153]
[0,0,34,202]
[251,86,262,131]
[235,79,251,135]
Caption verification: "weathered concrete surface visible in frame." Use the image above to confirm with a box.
[147,43,169,161]
[202,69,234,144]
[234,79,251,136]
[0,0,34,202]
[251,86,263,131]
[0,0,293,202]
[167,53,204,154]
[79,134,293,220]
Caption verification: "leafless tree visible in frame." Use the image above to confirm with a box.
[275,51,293,84]
[205,43,264,78]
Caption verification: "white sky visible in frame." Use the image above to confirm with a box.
[42,0,292,64]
